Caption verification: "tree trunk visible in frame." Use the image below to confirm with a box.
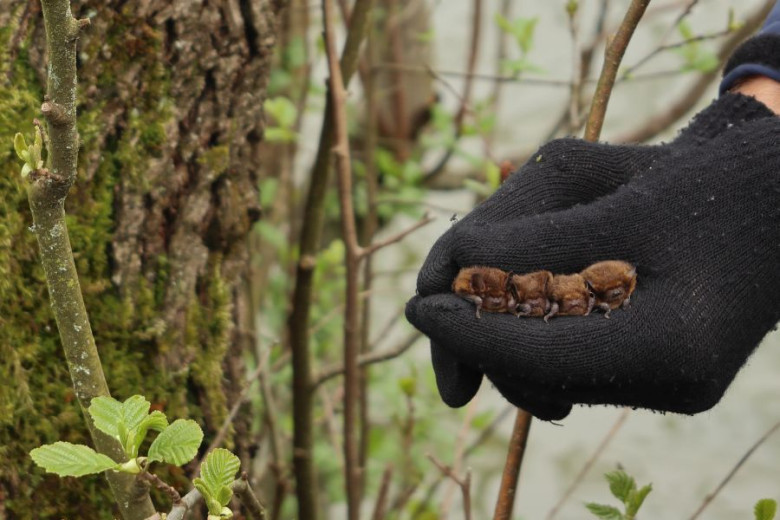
[0,1,281,517]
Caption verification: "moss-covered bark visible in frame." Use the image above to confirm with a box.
[0,1,281,517]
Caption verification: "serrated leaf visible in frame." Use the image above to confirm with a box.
[755,499,778,520]
[201,449,240,497]
[127,411,169,457]
[30,442,118,477]
[88,396,123,439]
[605,470,635,503]
[14,133,27,161]
[216,485,233,507]
[626,483,652,516]
[193,477,213,499]
[148,419,203,465]
[585,502,623,520]
[122,395,152,431]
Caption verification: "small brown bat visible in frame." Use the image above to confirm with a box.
[580,260,637,318]
[508,270,553,317]
[452,266,516,319]
[544,273,595,322]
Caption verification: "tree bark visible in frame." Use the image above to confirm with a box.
[0,1,282,517]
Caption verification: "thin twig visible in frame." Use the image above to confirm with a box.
[422,0,482,185]
[616,0,773,143]
[441,396,479,519]
[546,408,630,520]
[622,29,732,79]
[687,420,780,520]
[312,331,422,388]
[584,0,651,141]
[165,488,202,520]
[492,410,532,520]
[371,464,394,520]
[427,454,473,520]
[322,0,364,516]
[138,471,182,505]
[359,213,435,259]
[567,1,583,132]
[232,472,269,520]
[288,0,373,516]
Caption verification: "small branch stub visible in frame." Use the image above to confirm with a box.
[41,101,70,127]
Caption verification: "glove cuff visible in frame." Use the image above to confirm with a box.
[675,92,775,143]
[720,33,780,95]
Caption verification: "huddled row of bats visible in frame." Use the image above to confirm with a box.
[452,260,637,322]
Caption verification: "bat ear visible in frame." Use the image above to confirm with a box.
[544,271,553,290]
[471,272,486,291]
[627,266,637,278]
[585,279,595,295]
[505,271,515,291]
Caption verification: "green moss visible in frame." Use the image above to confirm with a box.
[189,258,232,446]
[0,7,231,517]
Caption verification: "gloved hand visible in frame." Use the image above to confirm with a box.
[406,93,780,420]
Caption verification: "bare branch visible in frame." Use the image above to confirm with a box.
[546,408,630,520]
[688,420,780,520]
[616,0,773,143]
[584,0,651,141]
[358,213,434,259]
[232,472,268,520]
[312,331,421,389]
[371,465,394,520]
[165,488,202,520]
[427,454,473,520]
[492,410,533,520]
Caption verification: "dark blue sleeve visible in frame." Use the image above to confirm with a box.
[720,0,780,94]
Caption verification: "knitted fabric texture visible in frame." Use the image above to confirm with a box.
[408,94,779,420]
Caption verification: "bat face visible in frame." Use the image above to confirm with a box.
[452,266,516,318]
[509,270,553,317]
[545,273,594,321]
[580,260,637,313]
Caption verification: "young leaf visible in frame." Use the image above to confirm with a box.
[88,396,123,439]
[148,419,203,465]
[215,486,234,508]
[605,470,635,503]
[201,448,240,497]
[122,395,152,431]
[127,410,169,458]
[755,499,777,520]
[585,502,623,520]
[30,442,118,477]
[625,483,653,517]
[14,133,27,161]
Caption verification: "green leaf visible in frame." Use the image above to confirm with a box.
[755,499,778,520]
[21,163,31,178]
[625,484,652,517]
[122,395,152,431]
[215,485,233,508]
[201,448,240,501]
[585,503,623,520]
[30,442,118,477]
[127,411,169,457]
[605,470,635,503]
[193,477,212,500]
[14,133,27,161]
[88,396,123,439]
[485,161,500,189]
[264,127,297,143]
[148,419,203,465]
[264,97,298,129]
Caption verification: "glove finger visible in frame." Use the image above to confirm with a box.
[486,138,661,219]
[430,342,483,408]
[415,226,462,297]
[487,374,573,421]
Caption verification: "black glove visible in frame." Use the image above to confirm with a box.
[406,93,780,420]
